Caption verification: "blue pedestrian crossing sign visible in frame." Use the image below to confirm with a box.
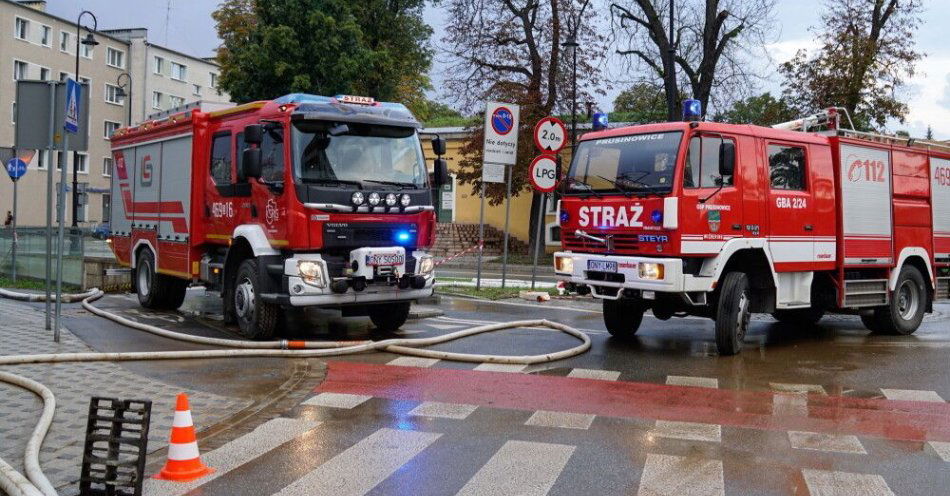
[6,157,27,181]
[64,78,80,134]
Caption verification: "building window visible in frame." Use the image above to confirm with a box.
[56,151,64,170]
[11,102,16,123]
[102,194,111,221]
[81,43,93,59]
[59,71,68,81]
[102,157,113,177]
[106,47,124,69]
[152,91,163,109]
[15,17,29,40]
[768,145,807,191]
[209,72,218,88]
[39,67,50,81]
[545,222,561,246]
[104,121,121,139]
[170,62,187,81]
[193,84,201,96]
[35,150,49,170]
[76,154,87,173]
[13,60,28,80]
[105,84,124,105]
[40,25,51,46]
[153,56,164,75]
[168,95,184,108]
[59,31,70,52]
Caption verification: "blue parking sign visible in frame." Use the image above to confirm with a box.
[6,158,27,181]
[64,78,80,134]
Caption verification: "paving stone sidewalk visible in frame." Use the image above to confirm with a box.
[0,299,250,495]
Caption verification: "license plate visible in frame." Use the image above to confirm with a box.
[587,260,618,273]
[366,253,405,266]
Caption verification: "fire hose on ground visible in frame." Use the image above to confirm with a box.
[0,287,590,496]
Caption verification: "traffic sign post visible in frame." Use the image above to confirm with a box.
[527,116,567,288]
[479,102,520,290]
[6,156,29,283]
[53,78,82,341]
[533,117,567,154]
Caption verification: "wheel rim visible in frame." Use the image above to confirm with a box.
[138,261,151,297]
[736,290,750,342]
[896,280,920,321]
[234,277,255,323]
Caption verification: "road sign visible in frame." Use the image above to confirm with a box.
[482,163,506,184]
[534,117,567,153]
[529,155,558,193]
[483,102,520,165]
[64,78,80,134]
[6,157,27,181]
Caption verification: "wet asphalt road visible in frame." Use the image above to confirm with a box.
[45,290,950,494]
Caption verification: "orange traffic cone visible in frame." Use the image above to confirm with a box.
[153,393,214,482]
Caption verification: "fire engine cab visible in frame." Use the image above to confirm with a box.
[108,94,449,339]
[553,105,950,355]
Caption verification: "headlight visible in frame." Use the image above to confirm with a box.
[385,193,398,206]
[638,263,664,280]
[351,191,365,206]
[297,260,326,287]
[554,255,574,274]
[400,193,411,207]
[418,256,434,275]
[368,192,381,206]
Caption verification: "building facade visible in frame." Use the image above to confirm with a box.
[0,0,230,229]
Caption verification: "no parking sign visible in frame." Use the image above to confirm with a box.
[482,102,520,167]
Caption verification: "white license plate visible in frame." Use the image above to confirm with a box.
[587,260,618,273]
[366,253,405,266]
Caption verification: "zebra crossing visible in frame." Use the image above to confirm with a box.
[141,363,950,496]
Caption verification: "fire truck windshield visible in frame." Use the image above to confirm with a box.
[291,122,428,189]
[565,131,683,195]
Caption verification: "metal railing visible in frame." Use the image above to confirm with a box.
[0,227,112,286]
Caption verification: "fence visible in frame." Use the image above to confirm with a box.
[0,227,91,286]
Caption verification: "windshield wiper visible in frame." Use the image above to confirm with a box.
[565,177,602,198]
[596,175,635,197]
[302,177,363,188]
[362,179,419,189]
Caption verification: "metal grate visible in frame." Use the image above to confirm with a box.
[79,397,152,496]
[562,232,641,254]
[937,277,950,300]
[843,279,888,307]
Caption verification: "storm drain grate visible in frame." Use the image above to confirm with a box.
[79,397,152,496]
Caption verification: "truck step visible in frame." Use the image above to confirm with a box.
[937,277,950,301]
[843,279,888,307]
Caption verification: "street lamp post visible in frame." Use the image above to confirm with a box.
[562,0,591,149]
[72,10,98,231]
[116,72,132,126]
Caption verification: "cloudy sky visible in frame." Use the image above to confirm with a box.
[50,0,950,138]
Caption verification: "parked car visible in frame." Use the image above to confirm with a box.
[91,223,111,240]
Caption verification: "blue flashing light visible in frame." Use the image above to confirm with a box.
[559,210,570,224]
[395,230,412,243]
[273,93,334,105]
[683,99,702,121]
[592,112,609,131]
[651,209,663,225]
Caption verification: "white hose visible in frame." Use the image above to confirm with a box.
[0,287,591,495]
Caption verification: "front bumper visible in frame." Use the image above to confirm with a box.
[553,251,714,298]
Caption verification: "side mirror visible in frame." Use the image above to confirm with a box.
[241,148,262,180]
[244,124,263,145]
[719,141,735,176]
[433,158,449,187]
[431,136,447,156]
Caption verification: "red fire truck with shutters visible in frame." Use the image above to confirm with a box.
[108,94,449,339]
[553,105,950,355]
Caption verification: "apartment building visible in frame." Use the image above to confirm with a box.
[0,0,231,228]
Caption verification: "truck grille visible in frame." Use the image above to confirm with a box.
[562,232,641,254]
[323,223,417,249]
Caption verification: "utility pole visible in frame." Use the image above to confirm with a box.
[73,11,98,236]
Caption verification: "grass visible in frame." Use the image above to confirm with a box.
[436,285,559,300]
[0,276,80,292]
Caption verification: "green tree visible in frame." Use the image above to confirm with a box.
[715,92,798,125]
[213,0,433,105]
[612,83,667,123]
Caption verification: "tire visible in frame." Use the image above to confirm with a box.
[162,278,189,310]
[603,299,644,338]
[136,251,167,309]
[868,265,927,335]
[368,302,411,332]
[860,313,885,333]
[233,259,279,340]
[772,307,824,326]
[715,272,751,356]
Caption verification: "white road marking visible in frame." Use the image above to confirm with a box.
[144,417,320,496]
[880,388,945,402]
[666,375,719,389]
[302,392,372,409]
[567,368,621,381]
[428,323,467,330]
[637,453,724,496]
[787,431,866,454]
[275,428,441,496]
[409,401,479,419]
[926,441,950,462]
[387,356,440,368]
[455,440,575,496]
[801,469,895,496]
[525,410,596,430]
[650,420,721,443]
[769,382,827,395]
[772,393,810,417]
[473,363,527,373]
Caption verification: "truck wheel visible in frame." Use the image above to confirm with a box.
[162,279,189,311]
[368,302,411,332]
[869,265,926,335]
[715,272,751,356]
[860,313,884,333]
[772,307,824,326]
[233,259,279,340]
[136,251,167,309]
[603,299,644,338]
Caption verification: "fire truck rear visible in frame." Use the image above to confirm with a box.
[553,105,950,354]
[108,94,449,339]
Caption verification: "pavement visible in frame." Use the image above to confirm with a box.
[3,289,950,495]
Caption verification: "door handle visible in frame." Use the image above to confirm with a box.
[804,224,814,231]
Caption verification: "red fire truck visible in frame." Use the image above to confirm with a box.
[553,107,950,354]
[108,94,449,339]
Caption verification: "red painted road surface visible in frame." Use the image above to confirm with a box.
[317,361,950,443]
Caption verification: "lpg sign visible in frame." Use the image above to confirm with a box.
[528,155,558,193]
